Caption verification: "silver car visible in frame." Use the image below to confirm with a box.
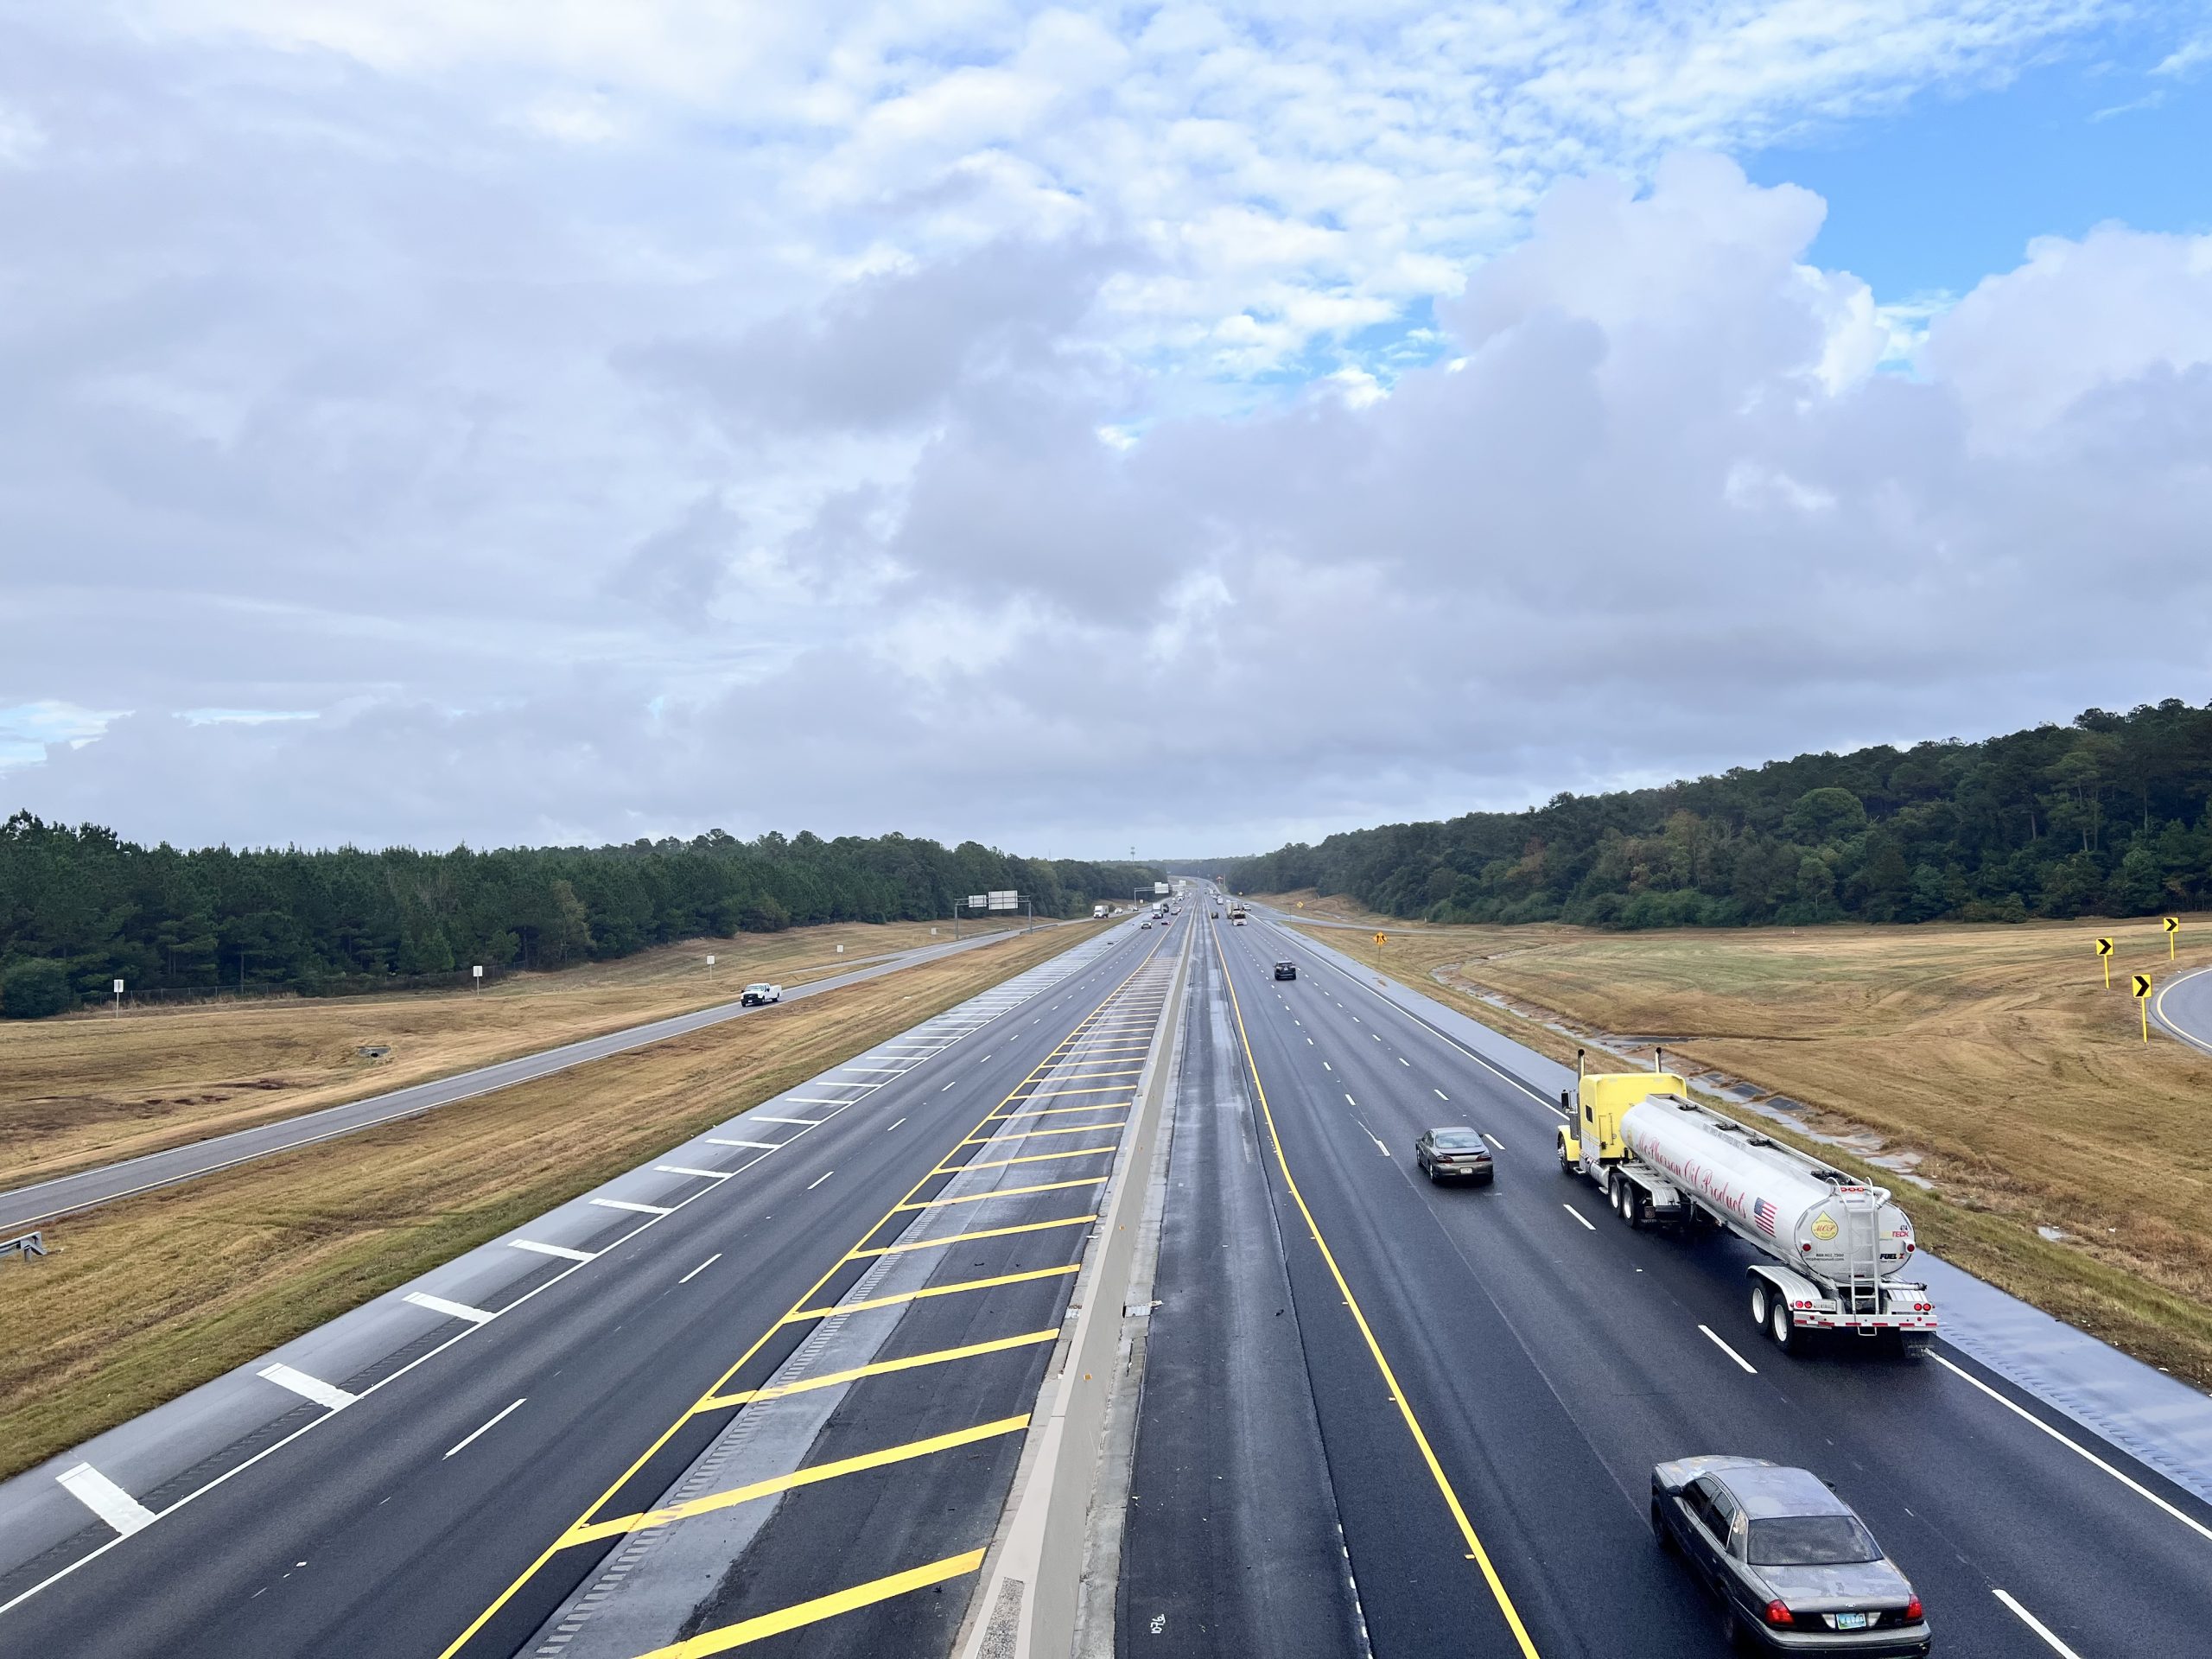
[1650,1457,1929,1654]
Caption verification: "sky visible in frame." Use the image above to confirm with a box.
[3,2,2210,859]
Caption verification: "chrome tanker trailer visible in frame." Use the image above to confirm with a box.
[1557,1056,1936,1357]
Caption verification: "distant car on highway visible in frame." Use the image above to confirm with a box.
[1140,919,1152,929]
[1274,961,1296,980]
[1650,1456,1929,1654]
[740,982,781,1007]
[1414,1127,1493,1184]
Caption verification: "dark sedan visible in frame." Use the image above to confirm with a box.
[1274,961,1297,980]
[1650,1457,1930,1654]
[1414,1127,1493,1184]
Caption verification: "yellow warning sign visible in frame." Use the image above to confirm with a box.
[2165,915,2180,960]
[1373,931,1389,946]
[2135,973,2153,1042]
[2134,973,2152,997]
[2094,938,2114,956]
[2095,936,2114,989]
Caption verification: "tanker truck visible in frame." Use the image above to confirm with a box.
[1556,1055,1936,1357]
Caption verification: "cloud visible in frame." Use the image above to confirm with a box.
[5,7,2209,855]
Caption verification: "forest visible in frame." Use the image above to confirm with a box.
[0,814,1160,1014]
[1230,701,2212,929]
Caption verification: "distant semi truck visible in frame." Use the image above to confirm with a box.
[1557,1058,1935,1357]
[1092,903,1110,918]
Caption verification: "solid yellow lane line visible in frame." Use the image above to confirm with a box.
[696,1330,1058,1411]
[431,931,1167,1659]
[1212,923,1542,1659]
[561,1417,1031,1548]
[630,1550,988,1657]
[851,1214,1097,1258]
[962,1122,1127,1145]
[896,1174,1109,1207]
[991,1100,1131,1119]
[948,1145,1117,1172]
[785,1262,1081,1322]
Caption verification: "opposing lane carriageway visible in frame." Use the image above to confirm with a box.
[1119,907,2212,1658]
[0,920,1176,1659]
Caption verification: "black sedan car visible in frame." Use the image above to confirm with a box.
[1274,961,1296,980]
[1413,1127,1493,1184]
[1650,1457,1929,1654]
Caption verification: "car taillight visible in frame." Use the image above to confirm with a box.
[1763,1600,1794,1627]
[1904,1596,1923,1621]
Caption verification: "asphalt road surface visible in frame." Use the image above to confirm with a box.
[0,924,1064,1234]
[1119,908,2212,1659]
[2152,960,2212,1056]
[0,919,1175,1659]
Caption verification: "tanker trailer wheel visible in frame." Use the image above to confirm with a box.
[1769,1300,1796,1353]
[1749,1281,1770,1331]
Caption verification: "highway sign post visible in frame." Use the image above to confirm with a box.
[112,978,123,1017]
[2134,973,2153,1041]
[472,964,483,992]
[1373,931,1388,976]
[2095,936,2113,988]
[2165,916,2181,960]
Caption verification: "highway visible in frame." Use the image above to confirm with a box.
[1119,907,2212,1658]
[2152,960,2212,1056]
[0,924,1062,1234]
[0,919,1176,1658]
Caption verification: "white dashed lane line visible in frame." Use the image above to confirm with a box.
[1698,1324,1759,1375]
[679,1254,721,1285]
[1562,1205,1596,1232]
[444,1399,525,1460]
[806,1169,835,1191]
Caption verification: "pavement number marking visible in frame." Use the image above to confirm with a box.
[1993,1589,2085,1658]
[444,1399,526,1460]
[1930,1354,2212,1545]
[679,1254,721,1285]
[1562,1205,1597,1232]
[1696,1325,1759,1375]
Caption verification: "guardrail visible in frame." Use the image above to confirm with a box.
[1,1230,48,1263]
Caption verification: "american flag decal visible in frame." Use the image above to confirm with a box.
[1752,1198,1778,1236]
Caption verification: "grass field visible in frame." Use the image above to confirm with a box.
[0,920,1101,1481]
[1267,893,2212,1388]
[0,917,1029,1191]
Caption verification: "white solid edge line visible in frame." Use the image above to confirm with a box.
[0,925,1138,1618]
[589,1198,673,1216]
[1992,1589,2085,1659]
[1563,1204,1597,1231]
[257,1362,356,1410]
[655,1165,730,1180]
[1696,1325,1759,1375]
[1930,1353,2212,1544]
[54,1465,156,1537]
[508,1239,594,1262]
[444,1398,526,1459]
[678,1253,721,1284]
[2152,963,2212,1056]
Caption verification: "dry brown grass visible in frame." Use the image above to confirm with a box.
[1268,893,2212,1387]
[0,918,1028,1190]
[0,921,1103,1480]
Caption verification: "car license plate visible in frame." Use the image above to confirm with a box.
[1833,1611,1870,1630]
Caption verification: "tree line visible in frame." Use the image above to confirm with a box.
[0,813,1161,1015]
[1230,701,2212,929]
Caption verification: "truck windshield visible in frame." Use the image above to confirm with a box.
[1745,1516,1881,1566]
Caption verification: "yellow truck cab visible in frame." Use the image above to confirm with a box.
[1557,1055,1687,1179]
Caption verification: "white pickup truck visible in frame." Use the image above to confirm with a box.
[741,982,782,1007]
